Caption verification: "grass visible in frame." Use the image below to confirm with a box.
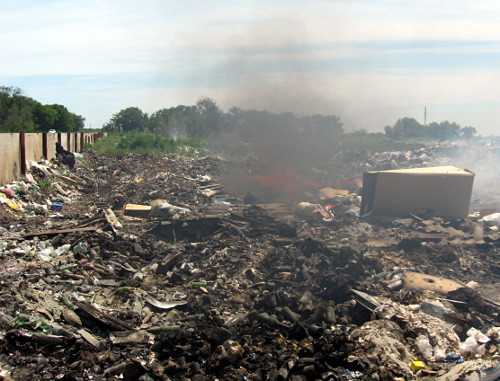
[88,132,204,157]
[87,130,426,160]
[38,178,54,195]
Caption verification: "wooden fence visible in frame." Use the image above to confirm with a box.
[0,132,107,185]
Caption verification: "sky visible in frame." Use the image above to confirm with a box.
[1,0,500,135]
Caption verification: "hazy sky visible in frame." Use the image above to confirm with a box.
[2,0,499,134]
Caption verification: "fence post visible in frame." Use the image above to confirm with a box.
[19,132,26,175]
[43,133,48,159]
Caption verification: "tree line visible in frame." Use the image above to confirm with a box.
[102,97,345,140]
[384,117,477,140]
[104,100,480,142]
[2,85,479,141]
[103,97,227,138]
[0,86,84,132]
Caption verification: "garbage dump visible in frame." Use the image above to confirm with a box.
[0,142,498,380]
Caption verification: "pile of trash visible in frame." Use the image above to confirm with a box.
[0,144,498,380]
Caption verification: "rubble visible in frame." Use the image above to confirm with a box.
[0,143,498,380]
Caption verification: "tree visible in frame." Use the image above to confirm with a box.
[426,121,460,141]
[385,116,477,141]
[300,114,343,135]
[148,108,172,135]
[195,97,223,138]
[394,117,424,138]
[47,104,84,132]
[149,105,198,139]
[0,86,84,132]
[103,107,149,132]
[384,125,394,138]
[460,126,477,139]
[32,103,58,131]
[224,107,245,132]
[0,86,36,132]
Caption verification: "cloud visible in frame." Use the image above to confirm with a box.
[1,0,499,134]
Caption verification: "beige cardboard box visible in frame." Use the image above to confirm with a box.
[360,166,474,218]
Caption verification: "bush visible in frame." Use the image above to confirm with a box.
[89,132,204,156]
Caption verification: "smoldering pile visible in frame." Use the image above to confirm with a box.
[0,143,498,380]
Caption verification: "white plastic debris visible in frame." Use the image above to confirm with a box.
[460,337,486,356]
[38,247,55,262]
[466,280,480,289]
[55,244,71,256]
[148,202,192,219]
[481,213,500,228]
[416,335,433,360]
[460,327,490,356]
[467,327,490,344]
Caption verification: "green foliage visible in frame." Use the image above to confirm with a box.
[385,118,477,141]
[149,105,198,138]
[102,107,149,132]
[33,103,58,131]
[0,86,85,132]
[103,98,344,146]
[50,104,85,132]
[90,132,203,156]
[195,96,223,138]
[221,108,343,141]
[0,86,36,132]
[461,126,477,139]
[385,117,423,139]
[301,114,344,135]
[38,178,54,194]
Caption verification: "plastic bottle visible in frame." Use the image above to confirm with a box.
[55,244,71,256]
[73,242,88,255]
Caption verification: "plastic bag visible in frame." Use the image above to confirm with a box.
[416,335,433,360]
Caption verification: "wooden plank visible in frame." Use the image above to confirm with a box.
[258,203,293,219]
[104,208,123,234]
[416,232,449,240]
[199,188,219,197]
[318,187,349,199]
[198,183,222,189]
[402,272,464,294]
[22,226,96,238]
[76,301,134,331]
[78,328,101,348]
[123,204,151,218]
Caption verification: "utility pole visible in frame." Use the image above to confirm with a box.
[424,106,427,125]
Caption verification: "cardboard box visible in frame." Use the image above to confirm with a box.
[360,166,474,218]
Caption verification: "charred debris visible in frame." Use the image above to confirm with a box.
[0,142,498,381]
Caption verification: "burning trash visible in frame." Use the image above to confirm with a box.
[0,141,498,380]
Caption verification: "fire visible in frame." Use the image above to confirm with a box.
[226,164,321,202]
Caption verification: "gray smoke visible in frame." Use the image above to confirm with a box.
[436,140,500,209]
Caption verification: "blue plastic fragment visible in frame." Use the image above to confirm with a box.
[445,352,464,363]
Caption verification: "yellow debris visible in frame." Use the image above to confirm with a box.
[5,199,20,211]
[410,360,426,372]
